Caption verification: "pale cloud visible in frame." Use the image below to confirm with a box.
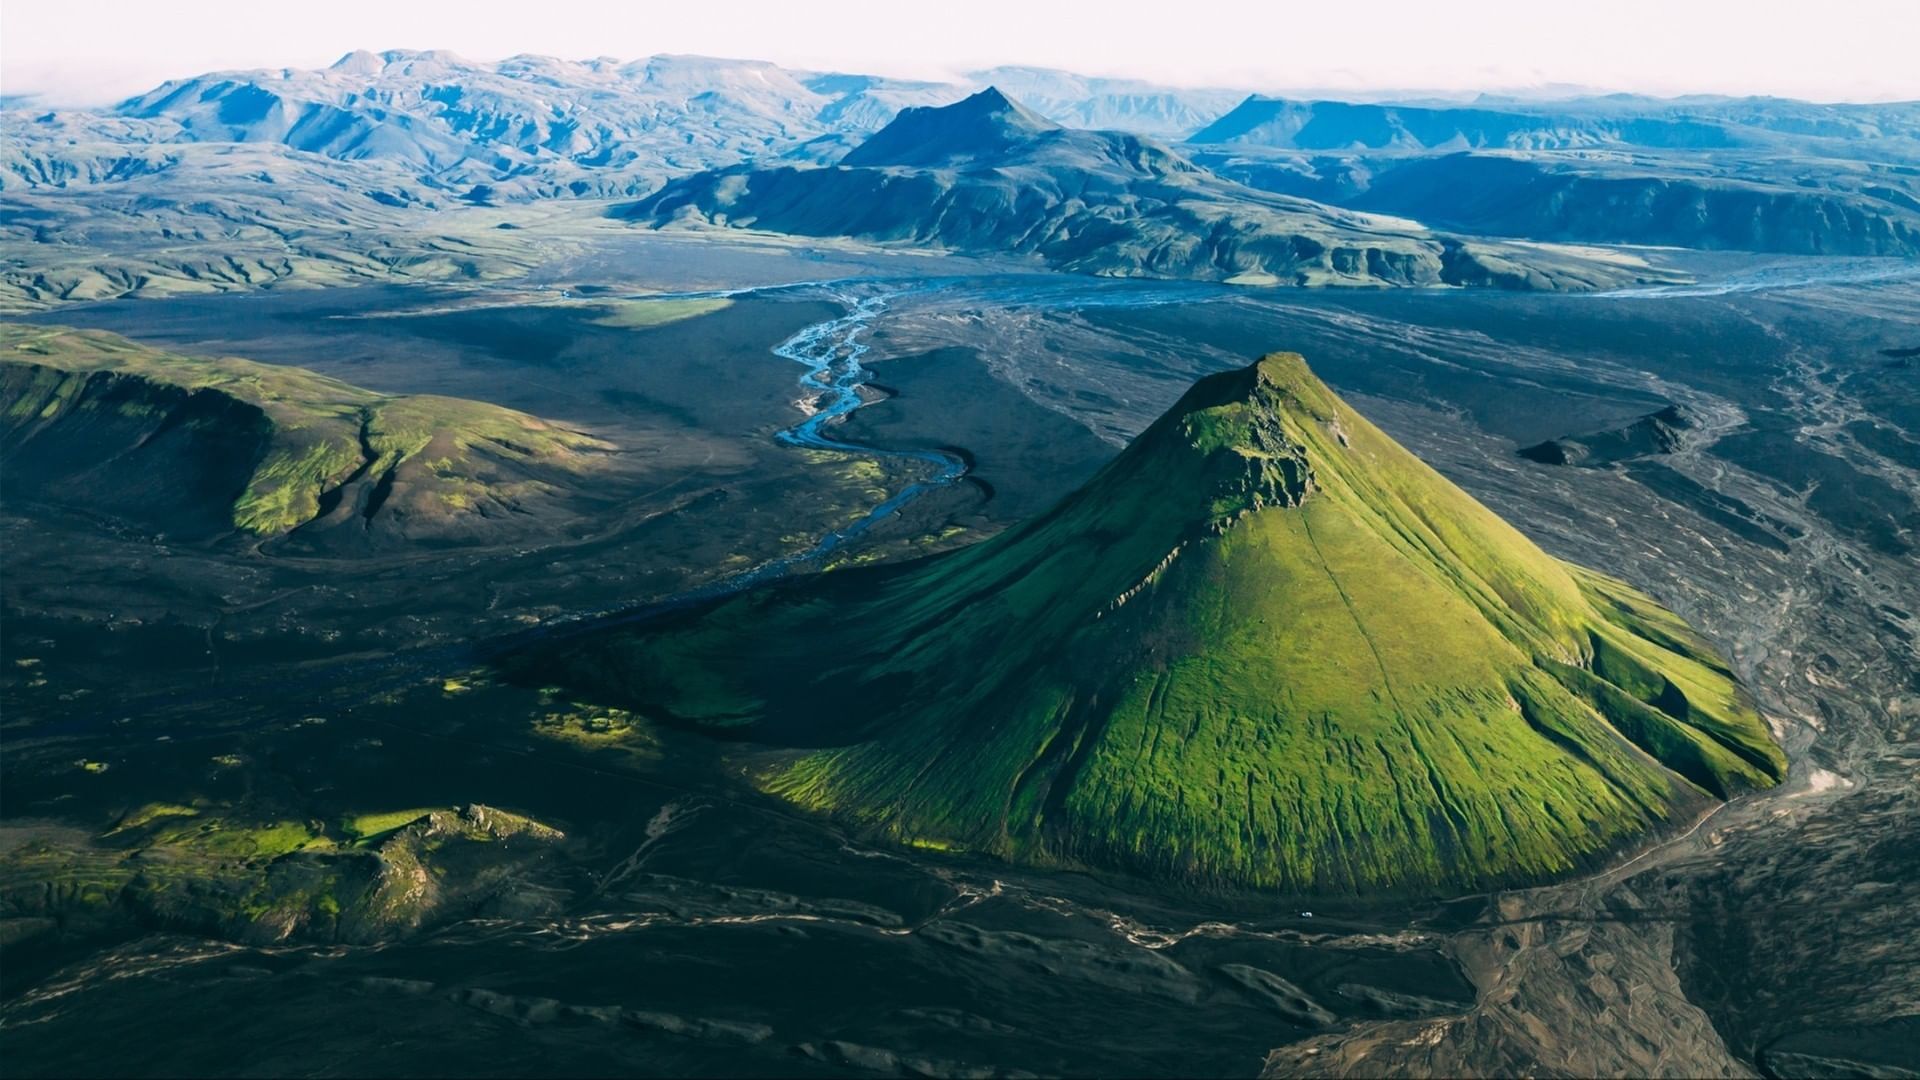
[3,0,1915,107]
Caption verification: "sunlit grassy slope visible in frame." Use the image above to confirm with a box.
[2,324,610,537]
[3,802,564,945]
[549,353,1785,896]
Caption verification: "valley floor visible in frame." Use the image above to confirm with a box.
[2,242,1916,1077]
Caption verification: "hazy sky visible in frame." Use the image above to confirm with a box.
[5,0,1917,106]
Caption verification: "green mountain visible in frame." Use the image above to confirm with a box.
[543,354,1784,896]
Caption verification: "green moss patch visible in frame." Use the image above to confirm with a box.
[585,297,733,329]
[340,809,443,846]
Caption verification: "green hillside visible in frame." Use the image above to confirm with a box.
[2,324,613,543]
[543,353,1784,896]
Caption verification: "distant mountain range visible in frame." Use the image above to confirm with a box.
[99,51,964,199]
[1188,95,1920,159]
[5,49,1917,307]
[625,89,1673,289]
[3,50,1249,204]
[1196,149,1920,257]
[11,49,1915,204]
[1180,95,1920,256]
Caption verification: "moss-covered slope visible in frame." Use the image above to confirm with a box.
[547,354,1785,896]
[1,324,612,544]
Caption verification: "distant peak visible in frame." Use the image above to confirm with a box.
[947,86,1055,127]
[329,50,385,75]
[842,86,1057,168]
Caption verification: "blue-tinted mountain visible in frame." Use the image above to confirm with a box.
[1190,95,1920,160]
[842,87,1196,174]
[1194,149,1920,257]
[99,50,962,198]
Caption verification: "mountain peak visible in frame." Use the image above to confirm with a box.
[841,86,1058,168]
[329,50,385,76]
[953,85,1043,118]
[1128,354,1333,524]
[1177,351,1324,414]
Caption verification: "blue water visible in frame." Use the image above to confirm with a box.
[768,291,969,558]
